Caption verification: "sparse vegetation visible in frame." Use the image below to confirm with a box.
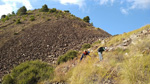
[30,15,35,21]
[14,32,19,35]
[1,18,5,22]
[83,16,90,23]
[2,60,54,84]
[51,25,150,84]
[5,16,9,20]
[49,8,57,13]
[16,19,21,24]
[40,4,49,12]
[90,22,93,26]
[57,50,78,65]
[81,43,91,50]
[107,25,150,46]
[13,19,16,22]
[17,6,27,15]
[1,15,9,22]
[64,10,70,13]
[93,40,101,44]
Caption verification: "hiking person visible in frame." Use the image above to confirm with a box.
[80,50,90,61]
[97,47,107,61]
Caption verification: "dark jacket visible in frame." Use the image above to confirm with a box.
[98,47,105,53]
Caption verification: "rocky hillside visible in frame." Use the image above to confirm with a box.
[0,9,111,80]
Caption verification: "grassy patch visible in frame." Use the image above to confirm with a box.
[120,54,150,84]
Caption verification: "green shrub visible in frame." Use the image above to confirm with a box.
[49,8,57,13]
[83,16,90,23]
[14,32,19,35]
[1,15,9,22]
[16,19,21,24]
[1,18,5,22]
[30,15,35,21]
[2,75,14,84]
[90,22,93,26]
[81,43,91,50]
[93,40,101,44]
[22,29,25,31]
[64,10,70,13]
[13,19,16,22]
[57,50,78,65]
[40,4,49,12]
[17,6,27,15]
[5,16,9,20]
[7,13,12,17]
[2,60,54,84]
[36,14,40,16]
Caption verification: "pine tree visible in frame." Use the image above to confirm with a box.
[17,6,27,15]
[40,4,49,12]
[83,16,90,23]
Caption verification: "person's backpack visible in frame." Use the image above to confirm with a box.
[98,47,105,52]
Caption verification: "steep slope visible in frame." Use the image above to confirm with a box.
[49,25,150,84]
[0,10,111,80]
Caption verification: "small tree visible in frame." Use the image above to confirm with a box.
[12,11,15,15]
[1,15,6,19]
[17,6,27,15]
[83,16,90,23]
[40,4,49,12]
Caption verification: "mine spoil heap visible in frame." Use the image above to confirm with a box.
[0,18,111,80]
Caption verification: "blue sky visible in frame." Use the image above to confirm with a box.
[0,0,150,35]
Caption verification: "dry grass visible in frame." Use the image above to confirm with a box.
[50,25,150,84]
[107,25,150,46]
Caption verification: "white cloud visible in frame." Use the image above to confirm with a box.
[120,0,150,14]
[0,3,16,17]
[58,0,85,8]
[95,0,150,14]
[0,0,33,17]
[98,0,115,5]
[127,0,150,10]
[120,8,129,15]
